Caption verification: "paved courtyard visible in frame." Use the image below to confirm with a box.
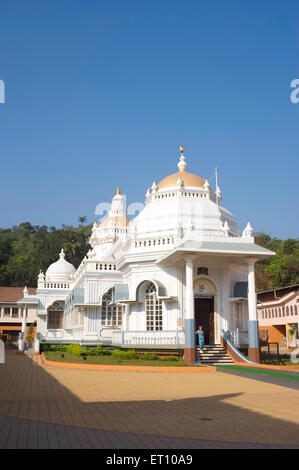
[1,351,299,449]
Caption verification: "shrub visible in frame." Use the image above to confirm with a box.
[160,355,179,361]
[112,348,139,359]
[66,344,82,356]
[86,348,97,356]
[97,349,112,356]
[139,353,158,360]
[79,348,89,356]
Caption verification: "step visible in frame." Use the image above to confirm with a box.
[197,351,230,355]
[198,347,225,351]
[201,362,235,365]
[199,360,235,364]
[197,352,230,356]
[199,354,232,358]
[197,349,226,354]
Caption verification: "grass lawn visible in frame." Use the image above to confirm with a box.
[44,351,190,367]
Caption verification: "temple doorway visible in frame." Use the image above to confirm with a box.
[195,297,215,344]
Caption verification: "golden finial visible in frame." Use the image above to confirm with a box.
[116,187,120,195]
[179,145,186,153]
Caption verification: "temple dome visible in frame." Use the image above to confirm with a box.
[158,170,207,190]
[130,148,239,238]
[46,249,76,279]
[157,150,211,190]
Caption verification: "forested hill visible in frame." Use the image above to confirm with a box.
[254,233,299,291]
[0,222,298,291]
[0,221,92,287]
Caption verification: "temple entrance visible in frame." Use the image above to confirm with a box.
[195,297,215,344]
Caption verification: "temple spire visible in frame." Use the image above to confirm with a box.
[178,145,187,171]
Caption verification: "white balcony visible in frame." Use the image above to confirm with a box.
[111,330,185,347]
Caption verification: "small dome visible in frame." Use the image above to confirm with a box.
[46,249,76,279]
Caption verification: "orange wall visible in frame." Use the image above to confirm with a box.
[259,325,286,344]
[0,325,36,338]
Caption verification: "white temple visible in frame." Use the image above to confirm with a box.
[20,147,275,363]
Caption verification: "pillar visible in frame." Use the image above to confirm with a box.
[34,336,40,355]
[247,259,260,362]
[184,257,196,364]
[18,306,27,353]
[121,304,129,345]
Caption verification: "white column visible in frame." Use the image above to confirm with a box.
[184,256,196,363]
[0,307,3,318]
[222,269,230,334]
[10,307,12,318]
[18,306,27,352]
[121,304,129,345]
[247,259,260,361]
[34,337,40,354]
[21,307,27,334]
[248,260,257,322]
[185,257,194,323]
[122,304,129,331]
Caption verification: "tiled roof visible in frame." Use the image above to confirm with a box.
[257,284,299,302]
[0,287,36,303]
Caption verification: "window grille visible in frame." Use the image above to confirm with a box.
[145,283,163,331]
[101,289,123,327]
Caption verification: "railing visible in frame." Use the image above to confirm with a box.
[222,330,257,364]
[45,329,72,339]
[96,263,117,271]
[111,330,185,346]
[226,329,248,347]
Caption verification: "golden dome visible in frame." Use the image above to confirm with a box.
[99,216,130,228]
[157,149,211,190]
[158,169,208,190]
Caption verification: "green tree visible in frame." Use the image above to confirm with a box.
[78,216,87,225]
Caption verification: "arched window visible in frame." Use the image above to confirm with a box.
[294,305,298,315]
[282,307,285,316]
[272,309,274,318]
[279,308,282,317]
[275,308,278,317]
[145,282,163,331]
[47,301,64,329]
[262,310,264,319]
[265,310,267,319]
[290,305,293,315]
[101,289,123,327]
[286,306,289,316]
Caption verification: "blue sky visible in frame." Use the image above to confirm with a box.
[0,0,298,239]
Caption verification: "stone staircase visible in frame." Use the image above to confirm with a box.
[196,344,235,365]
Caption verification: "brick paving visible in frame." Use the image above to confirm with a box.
[1,414,297,449]
[1,351,299,449]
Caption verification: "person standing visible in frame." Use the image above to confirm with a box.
[196,325,205,350]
